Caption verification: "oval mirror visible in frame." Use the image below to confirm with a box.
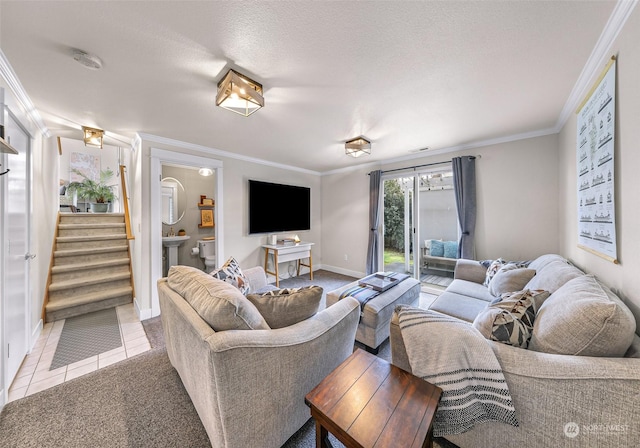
[161,177,187,225]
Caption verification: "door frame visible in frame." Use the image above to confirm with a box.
[149,148,224,317]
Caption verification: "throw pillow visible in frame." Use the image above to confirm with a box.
[246,285,323,329]
[529,275,636,356]
[473,289,549,349]
[443,241,458,259]
[483,258,506,286]
[210,256,250,295]
[430,240,444,257]
[488,264,537,297]
[167,265,270,331]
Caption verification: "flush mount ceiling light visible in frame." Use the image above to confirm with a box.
[345,136,371,158]
[82,126,104,148]
[73,50,103,70]
[198,167,213,176]
[216,69,264,117]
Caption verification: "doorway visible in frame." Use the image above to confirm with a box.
[381,169,457,289]
[149,148,224,317]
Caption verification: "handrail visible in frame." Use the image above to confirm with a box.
[120,164,135,240]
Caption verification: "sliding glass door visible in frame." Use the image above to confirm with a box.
[382,169,457,286]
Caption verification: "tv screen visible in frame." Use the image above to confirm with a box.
[249,180,311,234]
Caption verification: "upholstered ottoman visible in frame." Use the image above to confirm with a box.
[327,277,421,353]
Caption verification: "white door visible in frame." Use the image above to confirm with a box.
[3,110,31,385]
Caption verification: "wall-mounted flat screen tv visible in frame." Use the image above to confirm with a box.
[248,180,311,234]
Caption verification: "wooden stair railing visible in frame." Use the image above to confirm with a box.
[120,164,136,301]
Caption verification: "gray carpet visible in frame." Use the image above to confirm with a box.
[0,272,457,448]
[50,307,122,370]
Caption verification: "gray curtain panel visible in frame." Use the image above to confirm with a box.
[452,156,476,259]
[366,170,382,274]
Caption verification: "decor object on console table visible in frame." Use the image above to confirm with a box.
[262,241,314,287]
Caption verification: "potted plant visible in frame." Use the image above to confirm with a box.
[67,168,117,213]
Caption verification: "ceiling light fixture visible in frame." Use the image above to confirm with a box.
[82,126,104,148]
[345,136,371,158]
[198,167,213,176]
[216,69,264,116]
[73,50,103,70]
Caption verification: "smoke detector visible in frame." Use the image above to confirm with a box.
[73,50,103,70]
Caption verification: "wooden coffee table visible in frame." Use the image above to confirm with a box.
[305,349,442,448]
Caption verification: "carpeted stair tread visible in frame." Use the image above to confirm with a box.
[58,223,126,229]
[54,245,129,258]
[45,286,133,311]
[49,271,132,291]
[56,233,127,243]
[51,258,131,274]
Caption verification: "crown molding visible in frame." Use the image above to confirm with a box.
[555,0,638,130]
[0,49,50,137]
[137,133,322,176]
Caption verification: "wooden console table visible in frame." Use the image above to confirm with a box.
[305,349,442,448]
[262,241,314,287]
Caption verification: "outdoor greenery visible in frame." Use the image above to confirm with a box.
[384,179,412,252]
[67,168,117,203]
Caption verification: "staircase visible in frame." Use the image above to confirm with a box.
[45,213,134,322]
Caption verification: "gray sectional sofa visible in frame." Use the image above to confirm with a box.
[391,254,640,447]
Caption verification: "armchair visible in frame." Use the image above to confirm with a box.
[157,266,360,448]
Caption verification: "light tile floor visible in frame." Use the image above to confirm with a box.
[7,303,150,403]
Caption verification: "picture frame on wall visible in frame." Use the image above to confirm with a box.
[200,209,214,228]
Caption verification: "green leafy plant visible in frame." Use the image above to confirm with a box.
[67,168,117,203]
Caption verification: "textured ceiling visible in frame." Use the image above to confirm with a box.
[0,1,617,172]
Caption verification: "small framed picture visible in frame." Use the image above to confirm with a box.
[200,209,214,227]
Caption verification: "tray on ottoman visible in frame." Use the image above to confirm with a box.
[358,272,409,292]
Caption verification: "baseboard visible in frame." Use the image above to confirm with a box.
[134,298,153,321]
[321,264,365,279]
[30,319,43,353]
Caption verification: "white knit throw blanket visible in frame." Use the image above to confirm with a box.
[396,306,519,436]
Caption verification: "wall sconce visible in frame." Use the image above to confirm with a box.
[345,136,371,158]
[82,126,104,148]
[216,69,264,117]
[198,168,213,176]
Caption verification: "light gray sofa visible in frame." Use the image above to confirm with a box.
[391,254,640,447]
[158,266,360,448]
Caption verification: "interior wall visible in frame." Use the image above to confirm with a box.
[558,6,640,326]
[161,165,216,272]
[322,133,560,276]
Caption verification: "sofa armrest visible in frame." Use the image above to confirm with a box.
[453,259,486,284]
[243,266,268,293]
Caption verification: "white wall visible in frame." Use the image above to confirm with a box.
[322,134,560,275]
[558,6,640,326]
